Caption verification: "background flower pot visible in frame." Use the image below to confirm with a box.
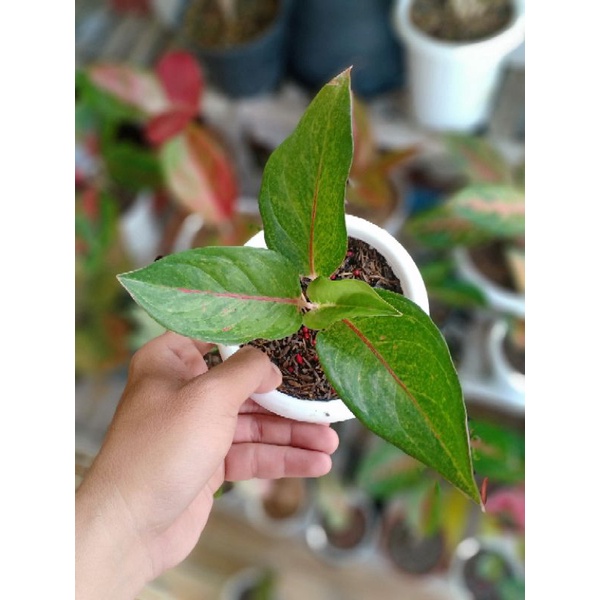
[287,0,405,99]
[379,498,448,575]
[238,477,314,538]
[304,486,381,565]
[486,317,525,403]
[217,214,430,423]
[220,566,280,600]
[181,0,292,98]
[447,535,525,600]
[453,245,525,319]
[392,0,525,132]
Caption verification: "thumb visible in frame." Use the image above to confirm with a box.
[182,346,282,421]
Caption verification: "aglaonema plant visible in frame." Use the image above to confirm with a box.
[117,69,482,507]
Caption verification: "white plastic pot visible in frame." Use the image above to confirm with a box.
[218,214,429,424]
[453,246,525,319]
[392,0,525,132]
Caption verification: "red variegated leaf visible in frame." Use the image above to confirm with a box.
[155,51,203,113]
[145,108,196,146]
[88,64,168,115]
[159,125,237,223]
[82,186,100,221]
[185,124,238,220]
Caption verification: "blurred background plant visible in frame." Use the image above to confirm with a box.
[354,413,525,586]
[75,48,246,374]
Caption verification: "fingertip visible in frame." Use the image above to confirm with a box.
[322,426,340,455]
[233,346,281,393]
[311,452,333,477]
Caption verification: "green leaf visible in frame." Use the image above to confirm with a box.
[103,143,163,192]
[442,134,513,184]
[316,289,480,504]
[259,69,353,278]
[355,438,426,501]
[117,247,304,344]
[404,203,488,249]
[450,183,525,239]
[303,277,397,329]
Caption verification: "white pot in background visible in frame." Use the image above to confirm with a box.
[392,0,525,132]
[453,247,525,319]
[218,214,430,424]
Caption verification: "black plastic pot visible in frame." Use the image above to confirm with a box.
[287,0,405,99]
[182,0,292,98]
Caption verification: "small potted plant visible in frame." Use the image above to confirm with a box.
[392,0,525,132]
[402,133,525,320]
[117,69,483,507]
[236,476,314,538]
[304,471,380,565]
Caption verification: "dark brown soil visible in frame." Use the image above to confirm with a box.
[468,241,516,291]
[384,517,446,574]
[322,505,368,549]
[247,237,404,400]
[502,334,525,374]
[183,0,280,47]
[410,0,513,42]
[461,548,517,600]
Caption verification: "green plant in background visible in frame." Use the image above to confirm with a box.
[401,133,525,309]
[117,69,483,505]
[356,414,525,549]
[75,187,135,375]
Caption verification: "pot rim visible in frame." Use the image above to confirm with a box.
[217,214,429,423]
[393,0,525,58]
[453,246,525,319]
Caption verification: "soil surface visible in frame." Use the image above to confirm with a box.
[247,237,404,400]
[322,505,368,550]
[468,241,517,291]
[183,0,280,47]
[410,0,513,42]
[384,517,445,574]
[502,334,525,374]
[261,478,307,520]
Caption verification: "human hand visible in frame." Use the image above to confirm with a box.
[75,331,339,600]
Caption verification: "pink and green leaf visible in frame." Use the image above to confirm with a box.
[87,63,169,115]
[259,69,353,278]
[316,289,481,504]
[443,134,513,184]
[117,247,304,344]
[449,183,525,239]
[159,124,238,223]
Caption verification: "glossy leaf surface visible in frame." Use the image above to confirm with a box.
[316,289,480,504]
[118,247,304,344]
[259,69,353,278]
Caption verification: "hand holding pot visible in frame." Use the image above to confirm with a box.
[76,331,339,600]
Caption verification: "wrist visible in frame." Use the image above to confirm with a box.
[76,474,152,600]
